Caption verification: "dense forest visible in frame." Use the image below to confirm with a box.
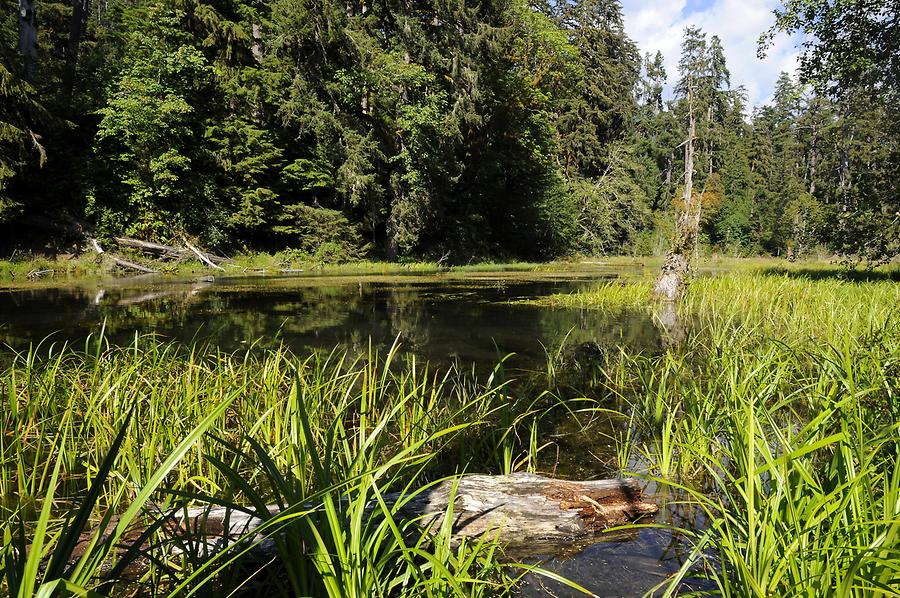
[1,0,898,263]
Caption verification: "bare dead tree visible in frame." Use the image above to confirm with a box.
[652,86,701,302]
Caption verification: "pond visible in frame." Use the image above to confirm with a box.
[0,265,701,596]
[0,267,663,367]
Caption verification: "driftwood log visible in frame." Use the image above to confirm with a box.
[400,473,656,545]
[73,473,656,573]
[113,237,232,266]
[87,237,160,275]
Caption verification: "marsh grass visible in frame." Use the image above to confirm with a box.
[559,266,900,595]
[0,335,584,597]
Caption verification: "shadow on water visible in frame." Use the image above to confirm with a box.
[759,266,900,283]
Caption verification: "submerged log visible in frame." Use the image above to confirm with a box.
[72,473,656,574]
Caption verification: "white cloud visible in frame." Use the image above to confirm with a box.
[621,0,801,108]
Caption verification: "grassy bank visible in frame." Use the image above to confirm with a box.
[0,250,865,288]
[547,265,900,594]
[536,262,900,316]
[0,249,571,286]
[1,337,574,597]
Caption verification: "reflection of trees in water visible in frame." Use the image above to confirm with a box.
[535,306,662,359]
[1,280,668,371]
[386,288,430,353]
[0,286,103,348]
[0,284,369,351]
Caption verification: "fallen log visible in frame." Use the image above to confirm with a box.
[86,236,160,275]
[176,473,655,548]
[72,473,656,574]
[113,237,232,265]
[179,236,225,272]
[108,256,160,275]
[403,473,657,544]
[26,269,54,279]
[113,237,179,256]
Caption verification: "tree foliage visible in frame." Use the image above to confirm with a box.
[0,0,896,265]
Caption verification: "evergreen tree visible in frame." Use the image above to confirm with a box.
[0,0,894,264]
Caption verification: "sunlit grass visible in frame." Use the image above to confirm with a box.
[0,336,577,597]
[539,265,900,342]
[568,265,900,595]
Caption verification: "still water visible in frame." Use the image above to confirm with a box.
[0,269,661,365]
[0,266,702,596]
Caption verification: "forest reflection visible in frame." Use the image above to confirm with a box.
[0,275,662,370]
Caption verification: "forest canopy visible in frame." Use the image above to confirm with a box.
[2,0,898,264]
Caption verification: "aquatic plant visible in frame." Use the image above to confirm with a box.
[570,267,900,595]
[0,336,580,596]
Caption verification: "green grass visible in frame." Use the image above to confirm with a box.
[557,265,900,595]
[0,249,571,285]
[0,336,579,597]
[0,253,102,282]
[538,263,900,336]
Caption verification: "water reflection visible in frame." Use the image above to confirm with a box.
[653,301,686,348]
[0,274,662,369]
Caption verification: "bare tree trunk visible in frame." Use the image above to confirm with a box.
[64,0,90,101]
[808,133,817,195]
[707,104,714,176]
[18,0,37,81]
[839,122,852,192]
[653,88,698,302]
[664,152,673,187]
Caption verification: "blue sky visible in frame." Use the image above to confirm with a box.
[620,0,802,108]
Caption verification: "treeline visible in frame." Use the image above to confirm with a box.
[632,28,899,264]
[1,0,897,262]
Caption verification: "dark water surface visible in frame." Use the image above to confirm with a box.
[0,266,700,596]
[0,268,661,366]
